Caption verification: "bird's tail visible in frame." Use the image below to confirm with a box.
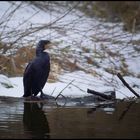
[23,89,32,97]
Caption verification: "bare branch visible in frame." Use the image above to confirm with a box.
[117,73,140,98]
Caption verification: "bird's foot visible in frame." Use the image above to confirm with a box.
[31,96,41,100]
[24,96,41,101]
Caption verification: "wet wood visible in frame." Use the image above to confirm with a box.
[87,89,116,100]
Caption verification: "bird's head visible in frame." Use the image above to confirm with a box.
[36,40,55,55]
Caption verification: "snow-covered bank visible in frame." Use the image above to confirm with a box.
[0,71,140,99]
[0,2,140,100]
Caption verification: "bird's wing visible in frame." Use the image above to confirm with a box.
[23,62,33,97]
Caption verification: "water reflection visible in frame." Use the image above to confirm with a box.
[23,102,50,139]
[0,97,140,139]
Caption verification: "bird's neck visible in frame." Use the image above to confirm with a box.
[36,46,49,56]
[43,49,48,53]
[36,47,44,56]
[36,51,49,57]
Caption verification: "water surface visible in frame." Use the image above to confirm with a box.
[0,96,140,139]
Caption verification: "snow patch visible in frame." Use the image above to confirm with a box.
[0,71,140,99]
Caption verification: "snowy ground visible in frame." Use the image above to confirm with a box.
[0,71,140,99]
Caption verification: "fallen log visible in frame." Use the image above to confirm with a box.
[87,89,116,100]
[117,73,140,98]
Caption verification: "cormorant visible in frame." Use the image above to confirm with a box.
[23,40,52,99]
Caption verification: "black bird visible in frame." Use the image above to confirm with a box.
[23,40,52,99]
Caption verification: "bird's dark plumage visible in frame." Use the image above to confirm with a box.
[23,40,51,98]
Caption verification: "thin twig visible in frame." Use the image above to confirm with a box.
[51,87,56,96]
[8,2,80,48]
[55,79,75,100]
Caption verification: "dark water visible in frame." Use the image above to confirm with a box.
[0,97,140,139]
